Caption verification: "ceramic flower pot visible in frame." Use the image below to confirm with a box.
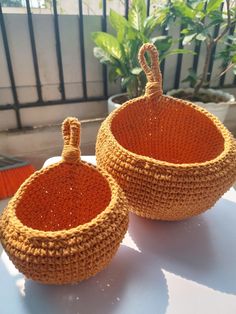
[108,93,128,113]
[167,88,235,122]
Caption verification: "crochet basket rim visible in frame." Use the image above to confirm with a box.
[105,94,233,169]
[3,160,121,239]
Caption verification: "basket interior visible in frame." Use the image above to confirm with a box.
[111,97,225,164]
[15,163,111,231]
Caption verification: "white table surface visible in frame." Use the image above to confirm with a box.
[1,156,236,314]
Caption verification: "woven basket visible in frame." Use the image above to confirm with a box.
[0,117,128,284]
[96,43,236,221]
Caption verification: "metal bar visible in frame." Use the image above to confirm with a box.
[174,25,184,89]
[78,0,87,99]
[147,0,150,17]
[0,5,18,105]
[125,0,129,19]
[15,109,22,129]
[52,0,66,100]
[219,24,236,87]
[1,80,235,113]
[160,27,168,76]
[26,0,42,102]
[0,104,15,110]
[0,4,22,129]
[102,0,108,98]
[0,96,108,111]
[1,78,235,112]
[206,2,224,84]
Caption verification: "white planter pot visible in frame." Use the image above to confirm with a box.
[167,88,235,122]
[108,93,127,114]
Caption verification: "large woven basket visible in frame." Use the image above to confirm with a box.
[96,43,236,221]
[0,117,128,284]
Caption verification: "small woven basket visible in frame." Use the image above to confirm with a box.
[0,117,128,284]
[96,43,236,221]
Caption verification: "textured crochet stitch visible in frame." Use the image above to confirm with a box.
[96,43,236,221]
[0,117,128,284]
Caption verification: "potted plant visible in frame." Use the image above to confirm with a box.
[92,0,193,113]
[165,0,236,122]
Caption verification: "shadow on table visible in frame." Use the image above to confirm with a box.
[23,244,169,314]
[129,197,236,295]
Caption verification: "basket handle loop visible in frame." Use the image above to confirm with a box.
[138,43,163,98]
[62,117,81,163]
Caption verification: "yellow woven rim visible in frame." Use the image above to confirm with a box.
[105,43,233,168]
[3,118,122,239]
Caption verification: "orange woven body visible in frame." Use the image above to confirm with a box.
[0,118,128,284]
[96,43,236,221]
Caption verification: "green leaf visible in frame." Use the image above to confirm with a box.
[182,68,198,86]
[196,33,207,41]
[91,32,123,61]
[151,36,172,52]
[108,68,119,82]
[124,39,143,69]
[206,10,224,27]
[121,77,130,89]
[182,75,196,86]
[172,2,195,19]
[173,48,195,55]
[181,28,192,35]
[163,48,195,58]
[124,27,138,41]
[195,2,204,12]
[228,35,236,42]
[128,0,146,31]
[233,66,236,75]
[115,67,123,76]
[93,47,114,64]
[232,55,236,63]
[155,8,170,26]
[131,67,143,75]
[183,33,197,45]
[109,9,128,42]
[206,0,223,14]
[143,15,161,37]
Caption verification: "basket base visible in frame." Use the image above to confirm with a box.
[4,216,128,285]
[128,201,219,221]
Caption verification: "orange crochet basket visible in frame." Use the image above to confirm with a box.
[96,43,236,221]
[0,117,128,284]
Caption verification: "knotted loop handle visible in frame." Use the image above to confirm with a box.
[138,43,163,98]
[62,117,81,163]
